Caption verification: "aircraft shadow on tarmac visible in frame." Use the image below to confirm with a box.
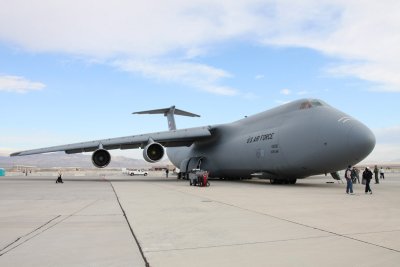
[227,178,342,188]
[2,176,341,188]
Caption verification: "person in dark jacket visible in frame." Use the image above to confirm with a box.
[351,167,357,183]
[56,170,64,184]
[363,167,373,194]
[353,167,360,184]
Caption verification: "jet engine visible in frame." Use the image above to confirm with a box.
[92,149,111,168]
[143,142,164,163]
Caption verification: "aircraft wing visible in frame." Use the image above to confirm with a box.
[10,126,212,156]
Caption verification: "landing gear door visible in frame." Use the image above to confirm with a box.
[180,157,204,173]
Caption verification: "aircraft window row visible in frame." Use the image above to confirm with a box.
[299,100,323,110]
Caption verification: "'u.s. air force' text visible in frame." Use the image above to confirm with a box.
[246,133,274,144]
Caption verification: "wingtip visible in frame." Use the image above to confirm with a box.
[10,152,21,157]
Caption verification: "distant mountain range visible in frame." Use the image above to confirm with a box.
[0,152,171,169]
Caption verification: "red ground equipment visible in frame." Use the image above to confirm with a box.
[201,171,208,187]
[189,169,210,187]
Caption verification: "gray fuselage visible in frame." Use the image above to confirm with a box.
[166,99,375,180]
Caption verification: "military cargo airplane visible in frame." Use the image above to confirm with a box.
[11,99,375,184]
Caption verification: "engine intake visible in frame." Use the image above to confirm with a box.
[92,149,111,168]
[143,142,164,163]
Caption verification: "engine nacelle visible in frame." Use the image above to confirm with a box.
[92,149,111,168]
[143,142,164,163]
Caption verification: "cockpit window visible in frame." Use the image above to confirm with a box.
[300,101,312,109]
[299,100,323,109]
[311,100,323,106]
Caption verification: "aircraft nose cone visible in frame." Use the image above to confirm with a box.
[347,122,376,162]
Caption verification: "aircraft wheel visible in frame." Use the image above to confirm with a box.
[289,179,297,184]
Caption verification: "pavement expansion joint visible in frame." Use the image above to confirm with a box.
[0,199,99,257]
[345,229,400,236]
[150,183,400,254]
[110,182,150,267]
[214,200,400,254]
[71,214,122,217]
[0,215,62,256]
[144,234,333,253]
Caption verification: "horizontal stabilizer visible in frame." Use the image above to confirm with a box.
[133,106,200,130]
[133,106,200,117]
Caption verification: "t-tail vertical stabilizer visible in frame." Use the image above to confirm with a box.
[133,106,200,130]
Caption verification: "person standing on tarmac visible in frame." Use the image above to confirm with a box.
[373,165,379,184]
[165,169,169,178]
[354,167,360,184]
[345,165,354,194]
[56,170,63,183]
[363,167,373,194]
[351,167,357,183]
[380,167,385,179]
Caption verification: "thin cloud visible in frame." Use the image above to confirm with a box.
[374,126,400,144]
[280,88,291,95]
[0,1,262,58]
[0,75,45,93]
[261,1,400,92]
[1,1,400,92]
[297,90,309,95]
[202,85,238,96]
[364,144,400,163]
[362,125,400,163]
[328,62,400,92]
[242,92,258,100]
[113,59,239,96]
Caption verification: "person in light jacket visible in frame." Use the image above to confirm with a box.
[379,167,385,179]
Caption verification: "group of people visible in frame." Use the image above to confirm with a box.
[344,165,385,194]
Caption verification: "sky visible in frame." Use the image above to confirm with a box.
[0,0,399,163]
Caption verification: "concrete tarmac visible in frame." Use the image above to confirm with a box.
[1,174,399,267]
